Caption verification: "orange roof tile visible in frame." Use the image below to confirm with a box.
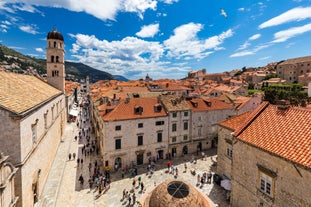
[0,72,62,114]
[103,97,167,121]
[187,98,233,112]
[219,111,253,131]
[234,103,311,169]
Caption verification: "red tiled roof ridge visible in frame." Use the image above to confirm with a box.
[219,110,253,131]
[233,101,269,137]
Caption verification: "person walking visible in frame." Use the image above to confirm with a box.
[77,158,80,167]
[122,189,126,200]
[73,152,76,160]
[68,153,72,160]
[132,193,136,205]
[140,181,144,192]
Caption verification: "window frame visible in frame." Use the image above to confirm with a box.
[226,145,232,159]
[172,123,177,132]
[138,123,143,128]
[115,139,121,149]
[183,122,188,130]
[138,135,143,146]
[157,132,162,142]
[115,125,121,131]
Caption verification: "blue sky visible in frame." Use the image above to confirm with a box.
[1,0,311,80]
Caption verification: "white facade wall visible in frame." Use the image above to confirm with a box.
[103,116,168,168]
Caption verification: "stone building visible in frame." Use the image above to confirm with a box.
[0,153,18,207]
[186,98,235,151]
[276,56,311,84]
[161,95,191,159]
[230,102,311,207]
[0,29,66,207]
[100,97,168,169]
[217,111,252,180]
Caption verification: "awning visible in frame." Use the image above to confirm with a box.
[69,109,79,117]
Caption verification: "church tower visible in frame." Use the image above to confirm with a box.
[46,29,65,93]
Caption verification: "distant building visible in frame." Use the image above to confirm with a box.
[276,56,311,84]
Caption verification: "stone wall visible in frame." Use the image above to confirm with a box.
[103,116,169,168]
[217,126,232,178]
[231,140,311,207]
[0,94,66,207]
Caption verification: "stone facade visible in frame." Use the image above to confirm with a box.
[276,56,311,84]
[216,127,233,179]
[0,94,66,207]
[103,116,168,168]
[231,140,311,207]
[0,153,18,207]
[46,29,65,93]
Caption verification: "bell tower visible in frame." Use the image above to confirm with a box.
[46,28,65,93]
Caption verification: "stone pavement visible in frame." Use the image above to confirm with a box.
[39,105,230,207]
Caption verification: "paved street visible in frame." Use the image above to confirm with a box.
[39,105,230,207]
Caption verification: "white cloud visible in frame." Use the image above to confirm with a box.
[259,56,271,60]
[237,34,261,50]
[136,23,159,38]
[19,25,38,34]
[164,22,233,59]
[249,34,261,40]
[35,48,43,52]
[238,8,245,11]
[122,0,157,19]
[231,43,271,57]
[1,20,11,25]
[272,23,311,43]
[259,7,311,29]
[70,33,165,77]
[162,0,179,4]
[1,29,7,33]
[238,42,250,50]
[230,51,254,57]
[0,0,164,21]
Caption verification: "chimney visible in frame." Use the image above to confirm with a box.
[125,98,130,104]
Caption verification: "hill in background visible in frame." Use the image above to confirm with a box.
[0,44,128,83]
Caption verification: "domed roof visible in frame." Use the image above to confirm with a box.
[47,29,64,41]
[146,179,212,207]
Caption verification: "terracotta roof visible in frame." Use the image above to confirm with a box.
[219,110,253,131]
[234,102,311,169]
[0,72,62,114]
[161,95,190,111]
[103,97,167,121]
[65,81,79,96]
[279,55,311,65]
[187,98,233,112]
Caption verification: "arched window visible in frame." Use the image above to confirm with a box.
[54,41,57,48]
[51,56,54,63]
[56,56,59,62]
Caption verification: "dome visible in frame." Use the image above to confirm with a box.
[145,179,212,207]
[47,29,64,41]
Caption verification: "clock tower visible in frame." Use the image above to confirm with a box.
[46,29,65,93]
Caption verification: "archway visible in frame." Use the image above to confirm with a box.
[197,142,202,151]
[114,157,122,169]
[182,146,188,155]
